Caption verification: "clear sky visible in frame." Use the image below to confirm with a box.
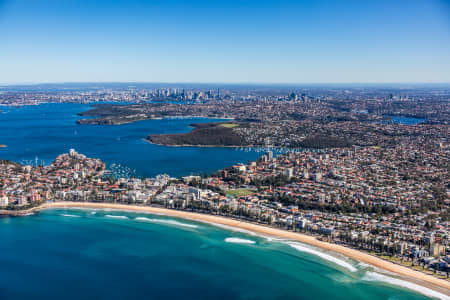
[0,0,449,84]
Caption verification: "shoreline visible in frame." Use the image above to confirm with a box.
[14,201,450,297]
[77,115,235,126]
[144,139,245,148]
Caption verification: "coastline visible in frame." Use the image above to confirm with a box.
[77,115,235,126]
[144,139,245,148]
[16,201,450,297]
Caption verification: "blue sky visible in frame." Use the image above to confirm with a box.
[0,0,449,84]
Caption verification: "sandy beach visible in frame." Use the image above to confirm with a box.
[12,201,450,297]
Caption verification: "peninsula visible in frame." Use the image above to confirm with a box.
[75,96,448,149]
[147,122,246,147]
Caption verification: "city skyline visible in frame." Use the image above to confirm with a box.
[1,0,449,84]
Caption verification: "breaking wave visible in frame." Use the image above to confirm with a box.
[205,222,258,236]
[19,212,34,216]
[198,221,280,242]
[362,271,449,300]
[287,242,358,272]
[135,217,198,228]
[61,214,80,218]
[105,215,128,219]
[225,237,256,244]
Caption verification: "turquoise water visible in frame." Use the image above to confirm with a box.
[0,209,442,300]
[0,103,261,177]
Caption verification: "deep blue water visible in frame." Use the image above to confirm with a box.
[0,103,261,177]
[0,209,440,300]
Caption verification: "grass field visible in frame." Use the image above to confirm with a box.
[226,188,254,197]
[220,123,239,128]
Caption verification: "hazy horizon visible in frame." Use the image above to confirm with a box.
[1,81,450,88]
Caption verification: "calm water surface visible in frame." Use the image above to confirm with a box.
[0,103,261,177]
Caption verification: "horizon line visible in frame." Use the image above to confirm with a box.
[1,81,450,87]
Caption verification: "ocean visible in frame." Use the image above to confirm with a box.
[0,103,261,178]
[0,209,442,300]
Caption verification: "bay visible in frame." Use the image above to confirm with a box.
[0,103,261,177]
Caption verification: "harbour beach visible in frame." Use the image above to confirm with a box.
[19,201,450,298]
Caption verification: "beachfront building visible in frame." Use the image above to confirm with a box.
[0,195,8,207]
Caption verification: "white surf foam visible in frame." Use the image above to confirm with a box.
[264,236,288,242]
[362,271,449,300]
[357,261,370,268]
[225,237,256,244]
[19,213,34,216]
[105,215,128,219]
[205,222,258,236]
[197,221,282,242]
[79,207,169,217]
[135,217,198,228]
[61,214,80,218]
[357,261,396,276]
[59,207,98,212]
[287,242,358,272]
